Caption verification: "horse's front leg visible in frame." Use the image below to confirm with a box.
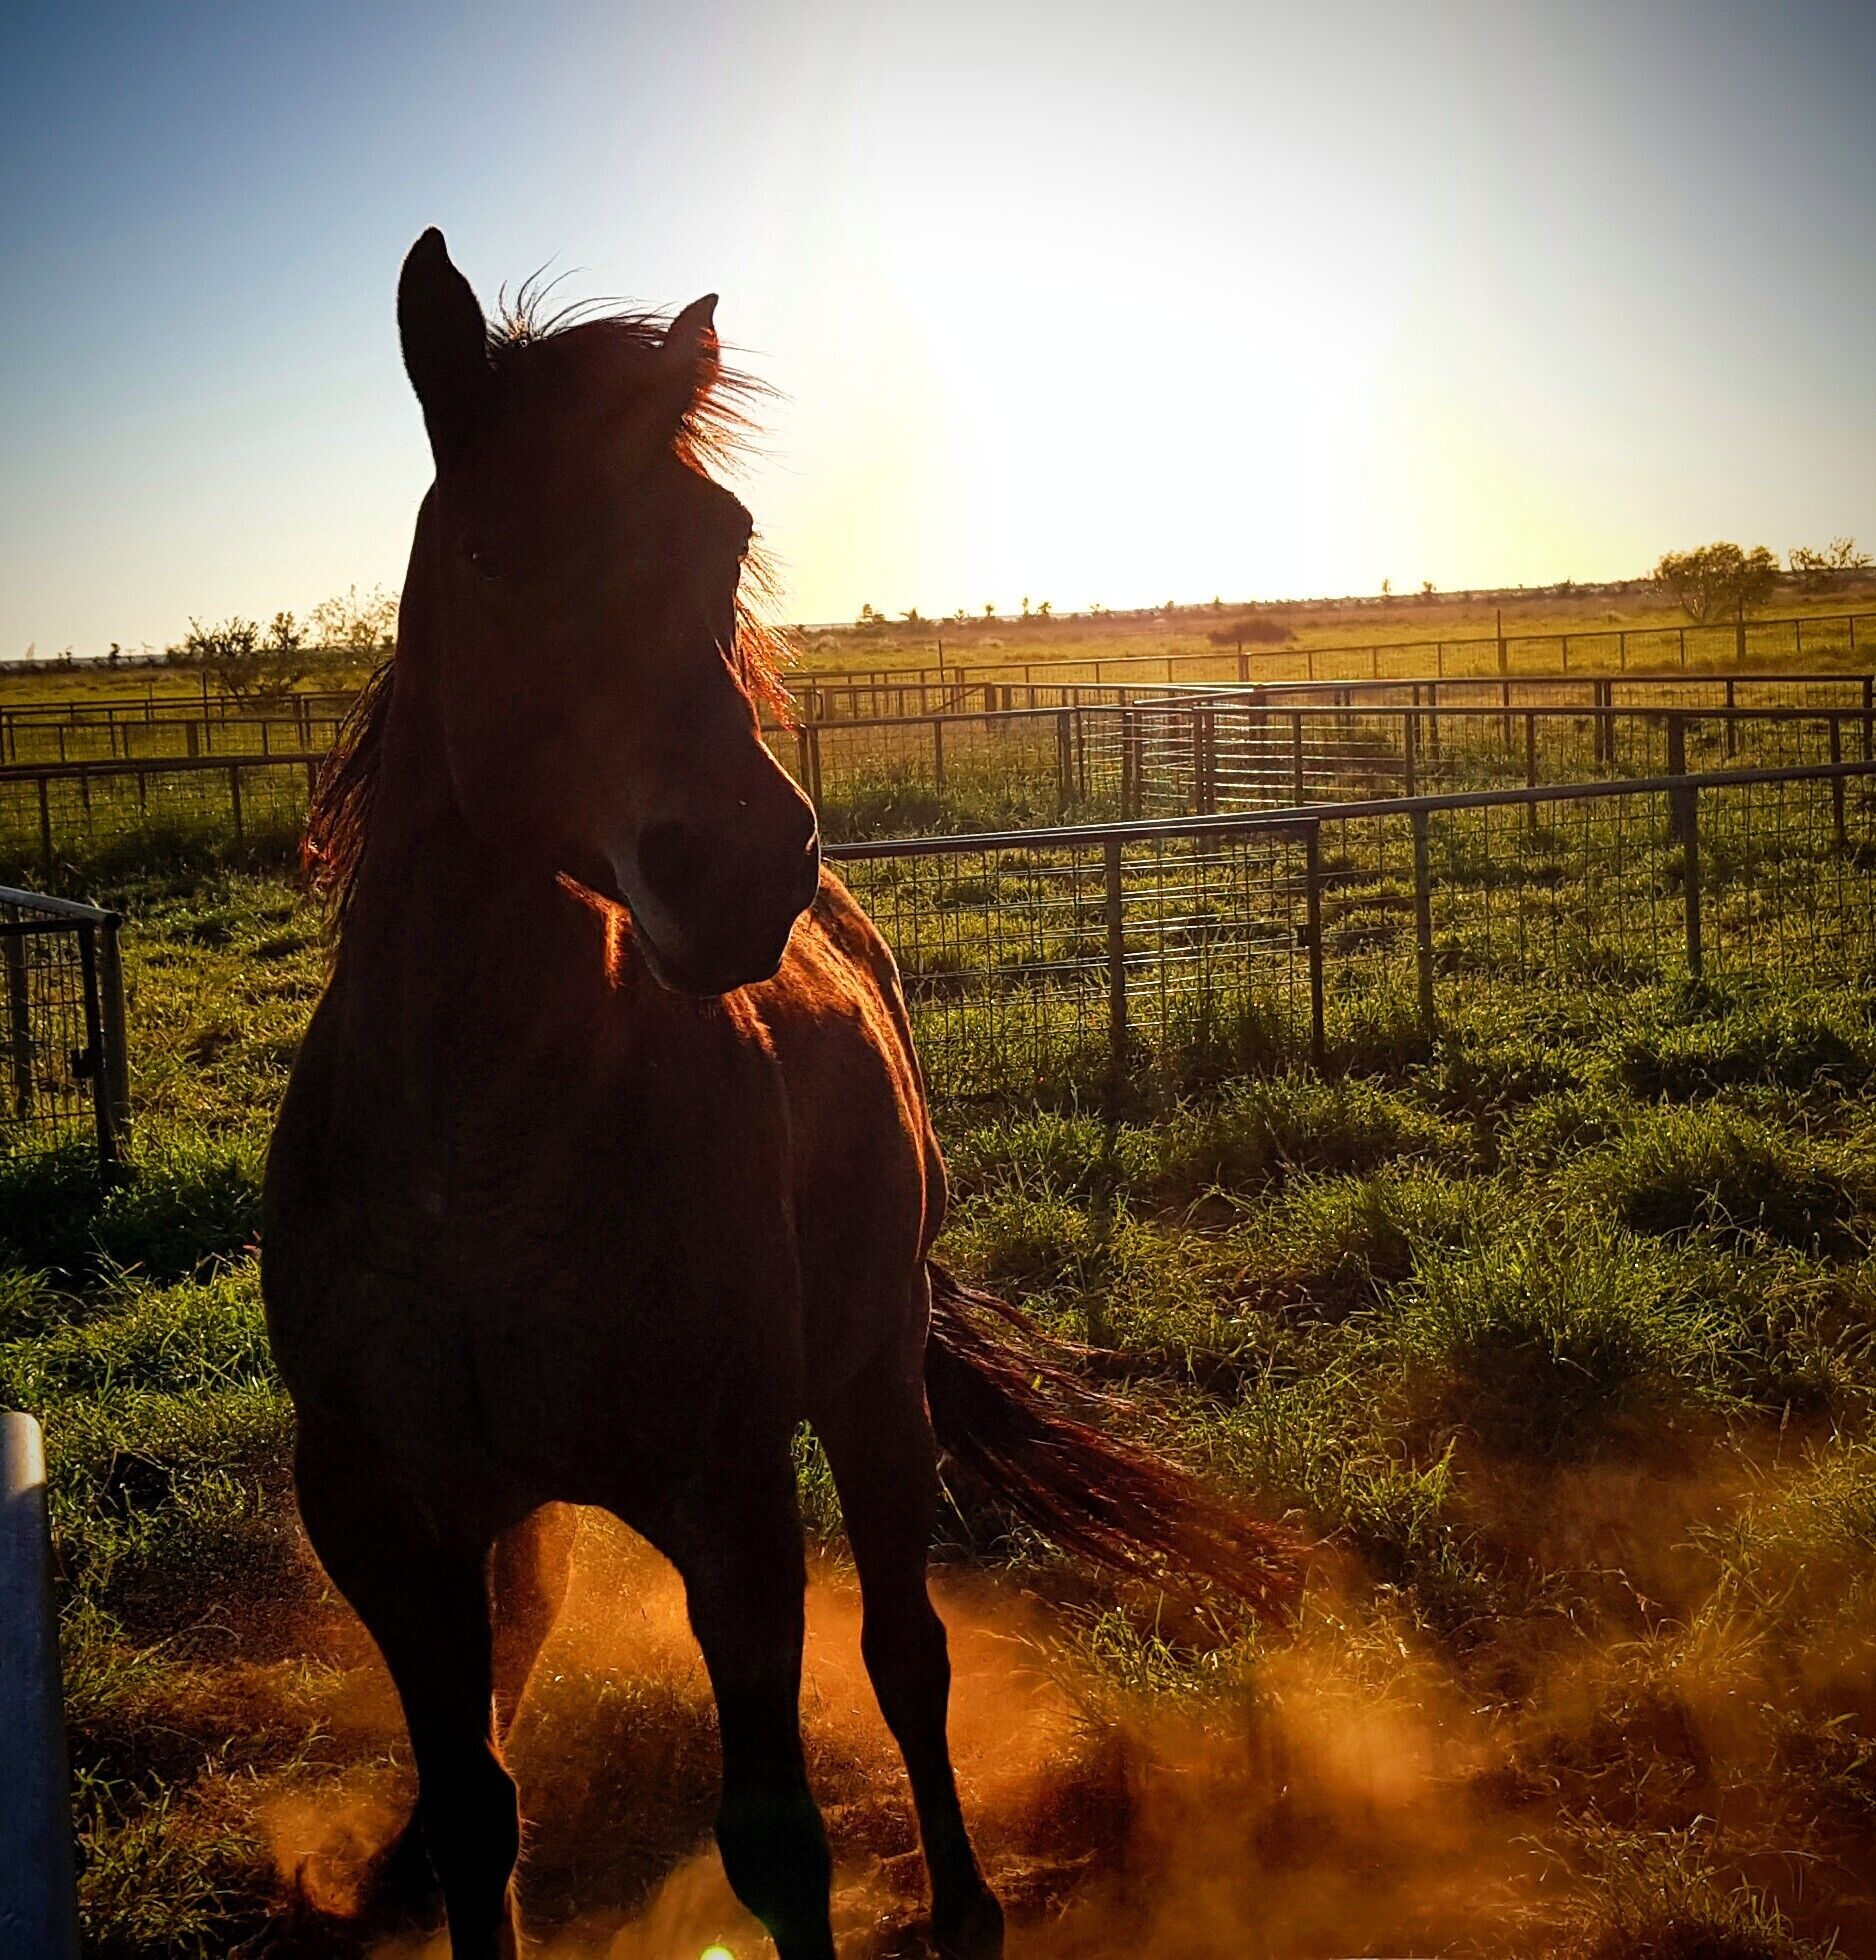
[368,1502,578,1917]
[296,1424,523,1960]
[815,1324,1005,1960]
[664,1429,836,1960]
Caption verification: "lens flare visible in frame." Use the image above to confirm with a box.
[701,1947,735,1960]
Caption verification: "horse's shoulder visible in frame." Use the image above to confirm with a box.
[801,866,900,986]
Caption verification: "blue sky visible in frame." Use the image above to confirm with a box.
[2,0,1872,655]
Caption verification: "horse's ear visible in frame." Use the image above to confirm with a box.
[398,228,491,463]
[660,294,721,407]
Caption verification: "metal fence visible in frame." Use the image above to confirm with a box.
[825,759,1876,1107]
[791,606,1876,694]
[8,692,1876,881]
[0,888,129,1160]
[797,694,1876,833]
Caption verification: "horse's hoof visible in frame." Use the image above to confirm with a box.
[933,1886,1005,1960]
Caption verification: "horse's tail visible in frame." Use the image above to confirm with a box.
[922,1260,1304,1617]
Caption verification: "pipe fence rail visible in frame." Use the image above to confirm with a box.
[3,668,1870,772]
[9,692,1876,878]
[788,606,1876,696]
[825,760,1876,1107]
[795,694,1876,834]
[0,887,129,1161]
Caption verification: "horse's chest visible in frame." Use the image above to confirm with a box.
[266,1063,802,1499]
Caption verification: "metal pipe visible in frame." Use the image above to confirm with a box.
[0,1410,83,1960]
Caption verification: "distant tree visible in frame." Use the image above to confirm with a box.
[308,583,399,655]
[902,607,924,626]
[107,642,121,665]
[1420,579,1437,601]
[166,613,311,704]
[1020,595,1031,617]
[57,646,73,666]
[983,602,995,618]
[1789,537,1872,589]
[22,643,35,664]
[1380,578,1392,599]
[1654,543,1780,624]
[1036,600,1052,619]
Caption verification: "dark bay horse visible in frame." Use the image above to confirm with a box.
[262,227,1298,1960]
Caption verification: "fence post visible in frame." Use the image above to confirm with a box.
[1403,708,1418,797]
[1724,679,1737,759]
[1734,601,1747,667]
[1524,713,1539,829]
[98,913,131,1148]
[38,778,53,875]
[1103,835,1127,1110]
[1666,714,1688,843]
[1303,823,1325,1069]
[1411,807,1436,1038]
[1619,630,1628,671]
[1427,681,1441,760]
[1864,676,1875,763]
[1830,715,1847,851]
[1678,780,1702,977]
[930,718,945,793]
[1055,711,1072,814]
[1496,606,1506,676]
[75,924,118,1165]
[4,923,32,1115]
[228,765,244,842]
[0,1410,83,1960]
[1290,712,1305,805]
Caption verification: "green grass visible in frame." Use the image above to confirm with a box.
[7,837,1876,1955]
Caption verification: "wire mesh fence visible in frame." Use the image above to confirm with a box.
[827,760,1876,1111]
[0,889,129,1161]
[0,757,320,884]
[797,698,1876,837]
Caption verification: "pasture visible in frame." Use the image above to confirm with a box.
[5,735,1876,1954]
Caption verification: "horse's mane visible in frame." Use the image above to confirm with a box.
[305,284,794,928]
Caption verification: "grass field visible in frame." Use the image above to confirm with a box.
[3,583,1872,718]
[6,806,1876,1955]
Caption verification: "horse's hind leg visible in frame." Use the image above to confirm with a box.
[816,1335,1005,1959]
[665,1432,836,1960]
[374,1502,577,1905]
[492,1502,577,1730]
[295,1427,523,1960]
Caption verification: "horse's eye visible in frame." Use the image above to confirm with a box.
[463,538,504,581]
